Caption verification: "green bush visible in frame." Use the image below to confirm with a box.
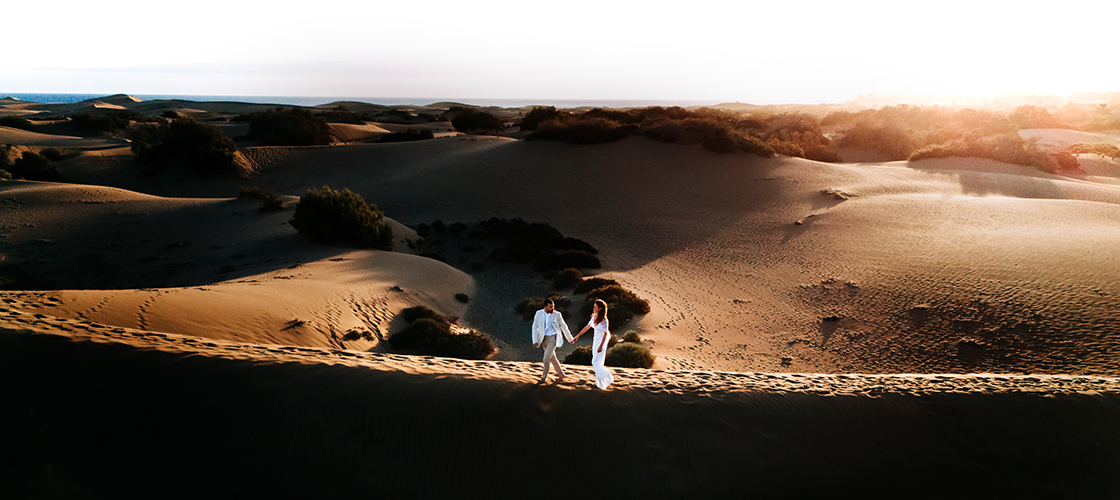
[573,277,618,295]
[605,342,654,368]
[563,346,593,365]
[621,330,642,344]
[129,117,240,176]
[238,187,285,211]
[587,284,650,315]
[388,317,495,360]
[552,268,584,290]
[582,284,651,328]
[289,186,393,249]
[236,107,331,146]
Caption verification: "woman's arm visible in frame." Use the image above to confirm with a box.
[574,324,590,340]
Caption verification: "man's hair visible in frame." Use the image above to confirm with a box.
[543,298,555,307]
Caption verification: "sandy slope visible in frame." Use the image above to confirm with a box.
[1,313,1118,497]
[0,126,128,149]
[24,134,1120,375]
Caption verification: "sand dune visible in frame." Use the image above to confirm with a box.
[0,126,128,149]
[328,122,391,142]
[3,96,1120,497]
[32,135,1120,376]
[1,312,1118,497]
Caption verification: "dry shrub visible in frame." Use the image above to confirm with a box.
[605,342,655,368]
[289,186,392,249]
[526,117,632,144]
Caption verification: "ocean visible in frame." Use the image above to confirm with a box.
[0,93,723,109]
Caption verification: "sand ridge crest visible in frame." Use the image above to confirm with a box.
[3,301,1117,398]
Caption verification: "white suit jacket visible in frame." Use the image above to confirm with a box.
[531,309,574,346]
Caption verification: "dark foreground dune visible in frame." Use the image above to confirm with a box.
[1,308,1118,498]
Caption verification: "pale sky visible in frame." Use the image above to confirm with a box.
[4,0,1117,103]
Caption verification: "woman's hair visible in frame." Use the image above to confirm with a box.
[593,299,607,325]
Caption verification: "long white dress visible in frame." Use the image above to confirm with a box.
[589,316,614,389]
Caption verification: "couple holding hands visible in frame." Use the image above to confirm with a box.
[531,298,613,389]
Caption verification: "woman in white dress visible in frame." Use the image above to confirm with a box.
[574,299,613,389]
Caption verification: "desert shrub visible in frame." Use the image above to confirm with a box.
[1068,143,1120,159]
[39,147,64,161]
[439,329,496,359]
[641,122,685,143]
[416,223,431,237]
[520,106,569,131]
[0,116,35,131]
[316,106,366,124]
[621,330,642,344]
[402,305,442,323]
[289,186,393,249]
[450,108,504,133]
[514,293,570,321]
[767,138,805,157]
[236,107,331,146]
[342,328,374,342]
[1010,105,1067,130]
[837,121,920,160]
[739,135,775,157]
[702,134,738,154]
[573,277,618,295]
[238,186,285,211]
[130,117,240,176]
[605,342,655,368]
[8,152,61,182]
[563,346,593,365]
[532,250,601,272]
[583,284,651,328]
[1050,151,1081,172]
[0,170,10,180]
[525,117,632,144]
[455,293,470,303]
[379,129,435,143]
[908,133,1065,172]
[70,111,157,135]
[553,268,584,290]
[388,318,495,360]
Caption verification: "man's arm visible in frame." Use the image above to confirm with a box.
[559,315,575,343]
[531,311,542,347]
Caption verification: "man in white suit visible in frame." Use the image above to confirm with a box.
[532,298,574,384]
